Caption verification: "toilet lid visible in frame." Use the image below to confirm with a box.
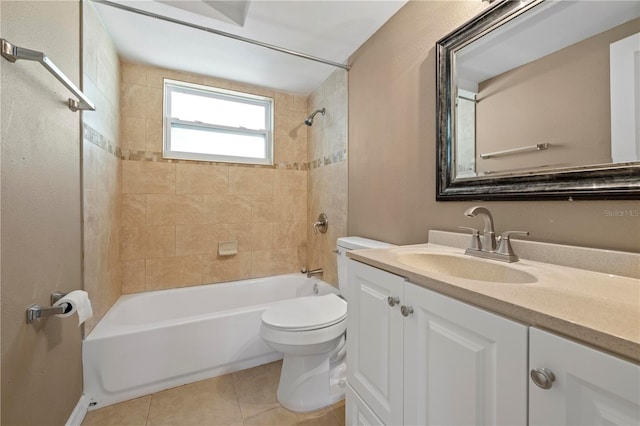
[262,294,347,331]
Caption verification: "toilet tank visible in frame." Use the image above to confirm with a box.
[336,237,396,298]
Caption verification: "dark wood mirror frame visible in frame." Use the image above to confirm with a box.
[435,0,640,201]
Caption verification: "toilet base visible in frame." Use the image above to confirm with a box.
[276,338,346,412]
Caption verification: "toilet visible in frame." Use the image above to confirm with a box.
[260,236,395,412]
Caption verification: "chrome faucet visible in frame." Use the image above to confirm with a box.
[306,268,323,278]
[461,206,529,262]
[464,206,497,252]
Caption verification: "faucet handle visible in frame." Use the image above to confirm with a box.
[500,230,529,239]
[459,226,481,251]
[496,231,529,258]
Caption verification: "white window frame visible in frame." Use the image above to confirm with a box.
[163,79,274,165]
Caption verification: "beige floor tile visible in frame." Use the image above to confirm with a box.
[81,396,151,426]
[243,407,299,426]
[232,361,282,418]
[147,375,242,426]
[295,402,343,426]
[330,400,345,426]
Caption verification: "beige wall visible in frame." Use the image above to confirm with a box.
[120,63,309,292]
[307,70,349,286]
[348,0,640,253]
[1,1,83,424]
[82,0,122,333]
[476,19,640,174]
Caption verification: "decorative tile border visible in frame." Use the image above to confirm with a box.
[309,148,347,170]
[83,123,121,159]
[84,123,346,171]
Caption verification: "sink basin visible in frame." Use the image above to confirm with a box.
[391,251,538,284]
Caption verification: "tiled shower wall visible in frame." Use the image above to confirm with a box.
[307,70,348,286]
[82,1,121,333]
[120,63,309,293]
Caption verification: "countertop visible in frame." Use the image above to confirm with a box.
[348,243,640,363]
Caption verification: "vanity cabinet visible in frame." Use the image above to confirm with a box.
[346,260,528,425]
[529,328,640,426]
[346,260,640,426]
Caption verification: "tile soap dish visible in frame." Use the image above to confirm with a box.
[219,240,238,256]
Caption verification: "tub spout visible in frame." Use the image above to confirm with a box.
[306,268,323,278]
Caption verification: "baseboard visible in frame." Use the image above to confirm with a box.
[66,394,90,426]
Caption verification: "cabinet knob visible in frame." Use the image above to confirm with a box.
[400,305,414,317]
[530,368,556,389]
[387,296,400,307]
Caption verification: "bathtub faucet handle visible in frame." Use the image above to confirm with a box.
[306,268,323,278]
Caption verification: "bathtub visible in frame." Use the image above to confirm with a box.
[83,274,338,409]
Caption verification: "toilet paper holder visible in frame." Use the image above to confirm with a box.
[26,291,71,324]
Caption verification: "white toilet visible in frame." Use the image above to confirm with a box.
[260,236,395,412]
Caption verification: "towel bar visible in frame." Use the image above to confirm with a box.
[1,38,95,112]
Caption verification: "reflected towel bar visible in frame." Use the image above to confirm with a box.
[1,38,95,112]
[480,143,550,159]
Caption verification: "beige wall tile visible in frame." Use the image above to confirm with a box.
[274,169,307,195]
[121,62,147,86]
[146,194,203,225]
[228,167,274,195]
[144,225,175,258]
[122,194,146,226]
[84,189,109,239]
[121,259,146,294]
[145,119,163,152]
[121,83,162,120]
[176,163,228,194]
[204,195,251,224]
[146,194,174,225]
[122,161,175,194]
[227,223,273,251]
[251,248,298,277]
[202,252,252,283]
[121,117,145,151]
[121,226,145,260]
[147,67,205,89]
[251,195,294,223]
[175,194,204,224]
[273,222,306,249]
[293,192,307,222]
[176,224,227,256]
[146,255,203,291]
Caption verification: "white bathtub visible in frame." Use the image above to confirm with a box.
[83,274,337,409]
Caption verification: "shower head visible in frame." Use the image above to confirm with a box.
[304,108,326,126]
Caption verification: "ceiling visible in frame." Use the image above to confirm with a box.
[93,0,408,95]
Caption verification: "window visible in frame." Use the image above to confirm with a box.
[163,79,274,165]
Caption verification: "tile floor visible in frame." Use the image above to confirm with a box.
[82,361,345,426]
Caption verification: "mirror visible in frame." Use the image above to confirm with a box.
[436,0,640,200]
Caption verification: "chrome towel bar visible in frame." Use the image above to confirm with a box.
[480,143,550,159]
[1,38,95,112]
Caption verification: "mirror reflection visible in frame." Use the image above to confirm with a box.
[452,0,640,179]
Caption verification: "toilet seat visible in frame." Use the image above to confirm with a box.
[262,294,347,331]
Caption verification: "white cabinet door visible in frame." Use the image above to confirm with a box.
[403,282,528,426]
[529,328,640,426]
[346,384,385,426]
[347,260,405,426]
